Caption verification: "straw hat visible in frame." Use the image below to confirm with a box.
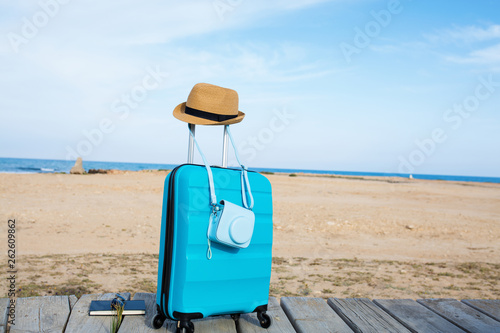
[173,83,245,125]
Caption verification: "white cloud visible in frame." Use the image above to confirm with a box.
[248,0,334,11]
[369,24,500,58]
[0,0,340,162]
[0,0,337,104]
[418,24,500,70]
[0,0,338,82]
[466,43,500,63]
[161,41,337,88]
[1,0,339,50]
[425,24,500,44]
[444,43,500,67]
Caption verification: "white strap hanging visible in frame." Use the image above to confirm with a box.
[227,126,254,210]
[187,125,254,260]
[187,125,254,210]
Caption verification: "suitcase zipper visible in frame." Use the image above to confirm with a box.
[159,164,184,320]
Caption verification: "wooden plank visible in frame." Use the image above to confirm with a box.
[8,295,71,333]
[237,297,296,333]
[462,299,500,322]
[119,292,235,332]
[281,297,352,333]
[374,298,466,333]
[118,293,176,333]
[418,298,500,333]
[65,293,130,333]
[328,298,411,333]
[193,315,236,332]
[0,298,8,333]
[69,295,78,310]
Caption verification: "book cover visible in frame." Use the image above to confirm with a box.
[88,300,146,316]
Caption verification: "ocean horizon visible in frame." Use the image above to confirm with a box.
[1,157,499,184]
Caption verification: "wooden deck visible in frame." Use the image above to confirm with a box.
[1,294,499,332]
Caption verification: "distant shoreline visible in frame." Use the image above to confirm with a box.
[1,157,499,184]
[2,169,500,187]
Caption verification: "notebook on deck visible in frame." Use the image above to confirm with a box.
[88,300,146,316]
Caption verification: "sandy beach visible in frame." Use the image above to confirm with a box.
[1,171,499,299]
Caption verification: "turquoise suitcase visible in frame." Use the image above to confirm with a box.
[153,125,273,332]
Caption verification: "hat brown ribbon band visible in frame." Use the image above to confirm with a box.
[185,106,238,122]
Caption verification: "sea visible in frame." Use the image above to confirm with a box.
[1,157,499,184]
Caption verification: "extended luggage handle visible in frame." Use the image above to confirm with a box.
[188,124,229,167]
[187,124,254,210]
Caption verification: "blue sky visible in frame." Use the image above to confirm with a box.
[1,0,499,176]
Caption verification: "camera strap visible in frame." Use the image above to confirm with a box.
[187,125,255,259]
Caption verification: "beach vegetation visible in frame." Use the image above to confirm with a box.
[110,300,124,333]
[88,169,109,174]
[272,266,289,273]
[444,284,462,291]
[269,281,292,297]
[16,281,95,298]
[326,175,365,180]
[134,279,156,293]
[297,283,312,296]
[272,257,287,265]
[10,253,500,301]
[293,257,307,262]
[309,258,323,266]
[279,275,297,281]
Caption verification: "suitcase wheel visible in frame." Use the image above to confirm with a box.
[152,304,167,329]
[152,314,165,329]
[257,312,272,329]
[176,320,194,333]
